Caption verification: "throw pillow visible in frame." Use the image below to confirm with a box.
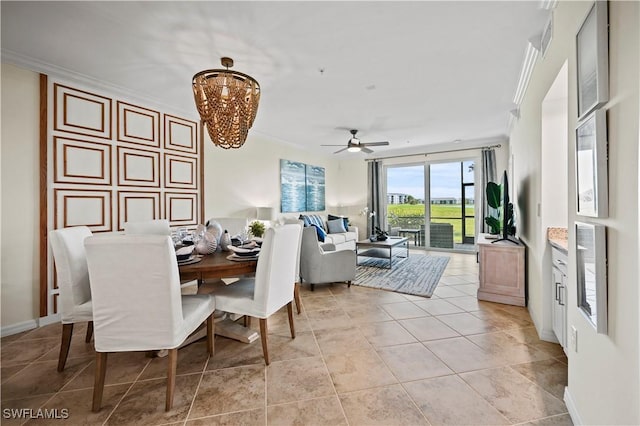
[328,214,349,231]
[298,215,311,227]
[310,224,326,242]
[327,218,347,234]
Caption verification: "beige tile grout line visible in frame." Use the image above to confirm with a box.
[306,306,352,426]
[182,348,214,426]
[101,355,153,425]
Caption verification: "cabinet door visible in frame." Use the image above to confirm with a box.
[552,267,567,348]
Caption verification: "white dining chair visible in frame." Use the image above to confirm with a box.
[84,234,216,412]
[212,223,302,365]
[123,219,171,235]
[49,226,94,372]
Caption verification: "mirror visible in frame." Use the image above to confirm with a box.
[575,222,607,334]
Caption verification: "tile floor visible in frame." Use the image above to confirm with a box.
[1,252,572,425]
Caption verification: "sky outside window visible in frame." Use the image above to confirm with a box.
[387,163,474,200]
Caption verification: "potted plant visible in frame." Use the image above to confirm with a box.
[484,179,516,236]
[249,220,266,238]
[485,181,502,235]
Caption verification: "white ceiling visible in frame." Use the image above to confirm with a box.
[1,1,549,157]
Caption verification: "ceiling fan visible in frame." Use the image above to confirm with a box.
[322,129,389,154]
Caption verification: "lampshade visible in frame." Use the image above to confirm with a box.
[256,207,275,221]
[192,57,260,149]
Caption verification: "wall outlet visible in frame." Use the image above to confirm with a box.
[570,326,578,352]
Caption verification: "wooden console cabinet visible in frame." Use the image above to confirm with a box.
[477,233,526,306]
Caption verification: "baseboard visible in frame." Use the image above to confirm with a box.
[528,305,559,343]
[1,319,37,337]
[564,387,583,425]
[38,313,61,327]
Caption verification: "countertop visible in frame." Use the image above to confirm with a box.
[547,227,568,254]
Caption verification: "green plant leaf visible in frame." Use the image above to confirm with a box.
[485,216,500,234]
[486,182,501,209]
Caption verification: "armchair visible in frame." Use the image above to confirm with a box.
[299,226,356,291]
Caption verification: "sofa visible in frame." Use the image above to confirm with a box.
[299,214,358,251]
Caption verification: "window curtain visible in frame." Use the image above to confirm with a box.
[481,149,497,233]
[367,160,385,235]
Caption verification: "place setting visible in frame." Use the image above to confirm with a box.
[175,245,202,266]
[227,241,260,261]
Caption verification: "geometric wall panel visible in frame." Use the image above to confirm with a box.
[164,153,197,189]
[117,146,160,187]
[54,83,112,139]
[54,188,112,232]
[117,101,160,147]
[44,79,202,319]
[117,191,161,231]
[53,137,111,185]
[165,192,198,226]
[164,114,198,154]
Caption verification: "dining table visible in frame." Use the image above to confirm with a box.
[179,249,258,286]
[178,250,260,344]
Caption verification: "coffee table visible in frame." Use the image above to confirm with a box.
[356,236,409,269]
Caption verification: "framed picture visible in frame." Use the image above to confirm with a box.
[575,109,608,217]
[280,159,306,213]
[576,0,609,120]
[575,222,607,334]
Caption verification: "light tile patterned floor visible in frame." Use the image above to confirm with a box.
[1,252,572,425]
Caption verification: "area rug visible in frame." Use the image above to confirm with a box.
[354,254,450,297]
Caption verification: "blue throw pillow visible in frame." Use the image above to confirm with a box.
[310,224,326,242]
[327,218,347,234]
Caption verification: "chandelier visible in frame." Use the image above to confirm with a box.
[192,57,260,149]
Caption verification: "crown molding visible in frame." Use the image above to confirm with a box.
[1,49,197,119]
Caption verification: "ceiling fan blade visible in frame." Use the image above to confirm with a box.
[361,147,374,154]
[361,141,389,146]
[321,144,348,146]
[333,147,349,154]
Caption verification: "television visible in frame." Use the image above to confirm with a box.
[492,170,517,244]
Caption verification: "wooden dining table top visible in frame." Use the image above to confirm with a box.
[178,250,257,282]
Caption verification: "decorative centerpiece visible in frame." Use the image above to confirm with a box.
[374,226,388,241]
[249,220,266,238]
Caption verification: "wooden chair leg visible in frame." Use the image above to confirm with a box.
[294,282,302,314]
[287,302,296,339]
[245,316,252,328]
[92,352,108,412]
[310,283,315,291]
[206,315,215,355]
[166,348,178,411]
[259,319,270,365]
[347,280,352,288]
[57,323,74,372]
[85,321,94,343]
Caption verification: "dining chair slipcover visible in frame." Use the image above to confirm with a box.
[299,226,356,291]
[123,219,171,236]
[49,226,94,371]
[84,234,216,411]
[212,224,302,364]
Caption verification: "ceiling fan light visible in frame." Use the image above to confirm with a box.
[347,146,361,153]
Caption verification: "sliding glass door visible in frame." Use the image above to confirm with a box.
[429,160,475,250]
[385,164,426,247]
[384,159,476,252]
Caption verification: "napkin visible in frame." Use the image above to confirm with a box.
[176,245,195,260]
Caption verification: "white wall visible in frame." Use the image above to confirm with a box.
[1,63,41,329]
[201,134,340,222]
[509,1,639,424]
